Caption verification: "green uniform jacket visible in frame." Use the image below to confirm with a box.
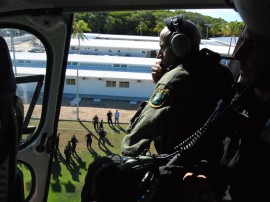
[122,49,233,160]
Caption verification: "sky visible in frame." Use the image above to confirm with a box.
[184,9,243,22]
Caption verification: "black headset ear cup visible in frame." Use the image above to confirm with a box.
[170,32,191,58]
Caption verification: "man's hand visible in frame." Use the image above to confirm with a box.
[181,172,217,202]
[151,61,167,83]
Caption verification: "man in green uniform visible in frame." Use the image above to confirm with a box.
[81,15,234,202]
[121,15,234,162]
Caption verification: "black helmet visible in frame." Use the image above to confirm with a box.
[227,0,270,41]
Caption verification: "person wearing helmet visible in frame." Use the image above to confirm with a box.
[217,1,270,201]
[179,1,270,202]
[122,14,233,158]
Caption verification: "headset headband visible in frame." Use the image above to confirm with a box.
[164,15,184,33]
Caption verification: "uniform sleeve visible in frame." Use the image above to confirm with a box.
[121,104,169,156]
[121,67,190,157]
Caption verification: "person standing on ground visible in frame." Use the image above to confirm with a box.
[67,140,73,153]
[85,132,93,149]
[107,110,113,126]
[98,128,107,146]
[114,110,120,125]
[71,134,79,153]
[64,145,71,164]
[93,115,99,130]
[99,119,104,130]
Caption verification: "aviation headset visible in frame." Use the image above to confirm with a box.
[164,15,192,58]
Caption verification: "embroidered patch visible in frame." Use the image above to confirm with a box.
[149,84,170,108]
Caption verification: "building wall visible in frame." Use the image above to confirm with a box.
[64,76,155,100]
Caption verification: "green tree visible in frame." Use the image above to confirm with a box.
[222,21,244,37]
[153,21,164,36]
[73,10,240,37]
[110,11,134,34]
[209,23,221,37]
[72,19,90,120]
[136,21,148,35]
[104,15,115,33]
[72,19,91,54]
[221,21,244,55]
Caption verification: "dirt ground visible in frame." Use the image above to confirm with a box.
[27,98,142,123]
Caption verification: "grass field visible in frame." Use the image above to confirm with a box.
[23,120,129,202]
[50,120,128,202]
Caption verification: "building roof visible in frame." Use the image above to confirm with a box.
[200,44,235,55]
[70,38,160,50]
[15,67,153,81]
[16,67,46,76]
[71,69,152,80]
[13,52,157,66]
[85,33,160,42]
[67,54,157,66]
[209,37,239,46]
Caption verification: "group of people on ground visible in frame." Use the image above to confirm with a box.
[62,109,119,151]
[93,110,120,130]
[85,128,107,149]
[64,134,79,164]
[81,1,270,201]
[61,129,107,159]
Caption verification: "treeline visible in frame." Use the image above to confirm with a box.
[75,10,244,38]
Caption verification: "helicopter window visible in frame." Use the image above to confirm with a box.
[0,27,47,200]
[0,8,245,202]
[0,28,46,144]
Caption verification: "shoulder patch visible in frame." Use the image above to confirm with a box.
[149,84,170,108]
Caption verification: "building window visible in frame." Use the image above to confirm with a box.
[142,51,145,54]
[66,78,76,85]
[121,64,127,68]
[117,50,120,52]
[106,80,116,87]
[71,47,79,50]
[95,48,98,52]
[119,81,129,88]
[109,49,112,52]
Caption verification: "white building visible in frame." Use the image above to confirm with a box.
[12,33,237,101]
[69,33,236,57]
[13,52,157,101]
[70,33,159,58]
